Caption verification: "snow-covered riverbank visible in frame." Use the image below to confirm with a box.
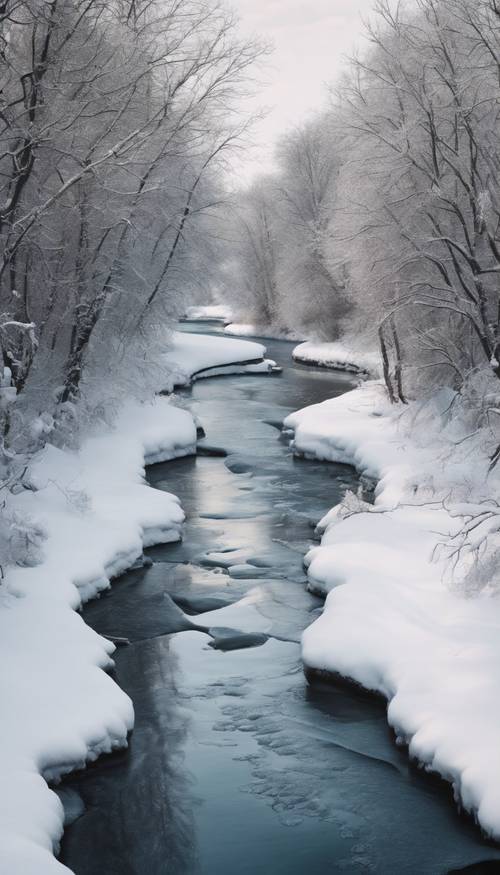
[223,324,379,377]
[223,322,304,342]
[292,341,380,377]
[181,307,379,376]
[285,379,500,839]
[1,332,271,874]
[163,331,275,387]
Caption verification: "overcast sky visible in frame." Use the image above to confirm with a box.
[230,0,376,181]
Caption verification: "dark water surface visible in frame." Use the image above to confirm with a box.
[60,322,500,875]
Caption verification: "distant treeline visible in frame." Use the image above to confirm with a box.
[224,0,500,403]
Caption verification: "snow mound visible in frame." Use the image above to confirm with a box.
[286,381,500,839]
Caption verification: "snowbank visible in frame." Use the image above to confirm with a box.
[221,329,379,375]
[182,304,232,322]
[163,331,274,388]
[285,381,500,839]
[292,340,380,376]
[224,322,304,341]
[2,397,195,874]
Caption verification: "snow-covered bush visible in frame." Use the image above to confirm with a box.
[0,509,45,577]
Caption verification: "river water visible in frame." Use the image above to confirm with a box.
[60,323,500,874]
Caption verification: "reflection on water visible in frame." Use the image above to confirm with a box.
[60,324,500,875]
[61,637,199,874]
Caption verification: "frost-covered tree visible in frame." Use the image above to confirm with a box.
[0,0,263,565]
[0,0,262,411]
[223,178,281,326]
[333,0,500,399]
[223,119,348,337]
[225,0,500,403]
[273,118,348,338]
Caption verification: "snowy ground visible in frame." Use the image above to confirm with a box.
[292,341,380,377]
[1,331,273,874]
[182,307,379,378]
[285,379,500,839]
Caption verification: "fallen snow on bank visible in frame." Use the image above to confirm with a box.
[292,340,380,377]
[285,380,500,839]
[164,331,273,388]
[222,329,379,374]
[183,304,232,322]
[2,397,195,874]
[224,322,304,341]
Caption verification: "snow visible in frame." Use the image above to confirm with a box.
[292,340,380,377]
[1,329,274,874]
[224,322,304,341]
[213,329,378,374]
[183,304,232,322]
[285,379,500,838]
[1,396,193,873]
[220,329,379,374]
[163,331,274,388]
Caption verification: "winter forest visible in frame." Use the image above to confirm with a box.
[4,1,500,873]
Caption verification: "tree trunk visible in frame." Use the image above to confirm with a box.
[379,325,396,404]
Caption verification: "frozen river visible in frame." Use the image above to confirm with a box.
[60,323,500,874]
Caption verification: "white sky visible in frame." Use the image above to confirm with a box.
[229,0,376,182]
